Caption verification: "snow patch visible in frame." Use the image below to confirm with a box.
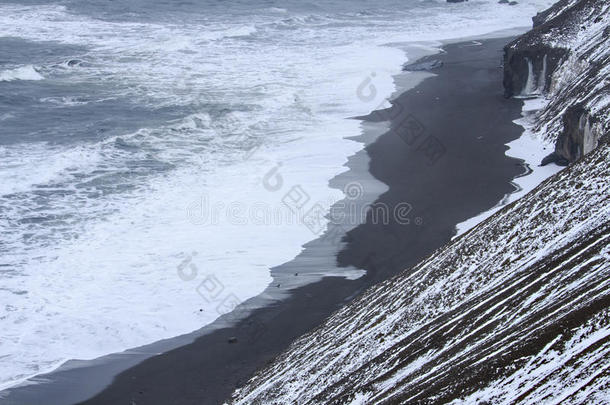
[454,97,562,237]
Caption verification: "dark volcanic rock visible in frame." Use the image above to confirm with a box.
[402,59,443,72]
[503,44,567,98]
[66,59,84,67]
[555,103,598,162]
[541,152,570,166]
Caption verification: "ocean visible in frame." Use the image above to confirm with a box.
[0,0,554,391]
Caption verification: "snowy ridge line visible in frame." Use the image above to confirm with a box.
[229,137,610,404]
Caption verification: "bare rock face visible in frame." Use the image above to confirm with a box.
[556,103,593,161]
[503,45,567,98]
[503,0,609,164]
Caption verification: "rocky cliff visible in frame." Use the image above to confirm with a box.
[503,0,609,164]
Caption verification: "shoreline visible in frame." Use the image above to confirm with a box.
[336,36,525,284]
[2,34,530,405]
[454,96,563,237]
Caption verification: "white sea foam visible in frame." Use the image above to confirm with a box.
[0,143,103,196]
[0,65,44,82]
[0,0,559,391]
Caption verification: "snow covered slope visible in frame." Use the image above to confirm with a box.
[230,137,610,405]
[230,1,610,403]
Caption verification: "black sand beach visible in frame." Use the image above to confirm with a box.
[2,36,526,405]
[338,36,526,281]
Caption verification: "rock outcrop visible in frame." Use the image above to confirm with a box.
[503,0,609,164]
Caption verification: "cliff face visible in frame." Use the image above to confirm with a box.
[503,0,609,164]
